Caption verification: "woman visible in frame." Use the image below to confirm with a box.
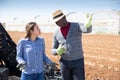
[16,22,56,80]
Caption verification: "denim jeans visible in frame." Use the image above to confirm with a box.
[60,58,85,80]
[21,72,44,80]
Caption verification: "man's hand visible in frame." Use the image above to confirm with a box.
[17,62,26,71]
[56,44,66,55]
[85,13,93,28]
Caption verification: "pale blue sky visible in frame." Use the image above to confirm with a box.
[0,0,120,20]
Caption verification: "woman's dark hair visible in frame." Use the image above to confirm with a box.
[25,22,37,38]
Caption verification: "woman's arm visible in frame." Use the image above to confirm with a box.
[16,40,25,64]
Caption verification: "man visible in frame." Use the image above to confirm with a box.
[51,9,92,80]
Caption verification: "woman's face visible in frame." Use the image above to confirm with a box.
[31,24,41,37]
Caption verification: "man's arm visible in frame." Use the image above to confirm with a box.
[51,32,66,55]
[79,14,93,33]
[51,33,59,55]
[85,14,93,33]
[86,24,92,33]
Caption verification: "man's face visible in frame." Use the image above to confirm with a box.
[55,17,66,27]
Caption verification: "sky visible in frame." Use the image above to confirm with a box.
[0,0,120,22]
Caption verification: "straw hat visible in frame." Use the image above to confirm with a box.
[52,10,65,22]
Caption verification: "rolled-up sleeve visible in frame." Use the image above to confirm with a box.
[78,23,92,33]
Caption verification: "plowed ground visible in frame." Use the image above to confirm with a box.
[8,31,120,80]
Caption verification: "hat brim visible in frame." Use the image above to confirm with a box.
[53,15,65,22]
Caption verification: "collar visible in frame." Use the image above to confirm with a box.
[25,37,38,41]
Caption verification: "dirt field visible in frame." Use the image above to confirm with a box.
[8,31,120,80]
